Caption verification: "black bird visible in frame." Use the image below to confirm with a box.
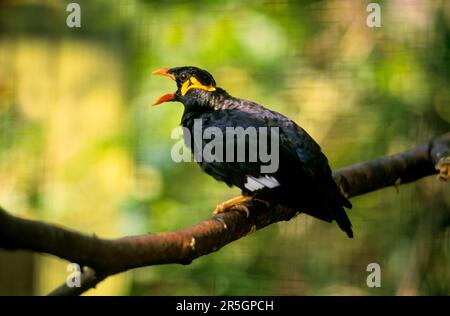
[152,66,353,238]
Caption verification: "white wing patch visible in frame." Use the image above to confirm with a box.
[244,175,280,191]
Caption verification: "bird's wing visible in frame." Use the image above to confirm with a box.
[195,107,271,189]
[197,101,326,194]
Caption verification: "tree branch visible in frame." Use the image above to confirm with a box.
[0,133,449,296]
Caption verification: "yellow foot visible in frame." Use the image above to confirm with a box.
[436,157,450,181]
[213,195,252,217]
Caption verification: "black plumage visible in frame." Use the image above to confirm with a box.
[153,66,353,238]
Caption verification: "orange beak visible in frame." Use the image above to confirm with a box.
[153,93,175,106]
[152,68,177,106]
[152,68,176,81]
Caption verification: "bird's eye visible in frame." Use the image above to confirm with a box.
[180,73,188,81]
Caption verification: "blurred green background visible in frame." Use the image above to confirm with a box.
[0,0,449,295]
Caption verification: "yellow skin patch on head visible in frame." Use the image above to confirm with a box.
[181,76,216,95]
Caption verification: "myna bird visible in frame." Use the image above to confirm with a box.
[152,66,353,238]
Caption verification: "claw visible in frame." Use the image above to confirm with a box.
[230,204,250,217]
[436,156,450,181]
[213,195,252,217]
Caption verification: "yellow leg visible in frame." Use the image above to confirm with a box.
[213,195,252,217]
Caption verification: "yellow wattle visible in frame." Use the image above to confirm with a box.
[181,77,216,95]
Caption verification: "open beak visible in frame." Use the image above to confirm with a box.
[152,68,176,81]
[153,93,175,106]
[152,68,176,106]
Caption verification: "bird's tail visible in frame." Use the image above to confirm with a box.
[334,206,353,238]
[300,180,354,238]
[329,184,353,238]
